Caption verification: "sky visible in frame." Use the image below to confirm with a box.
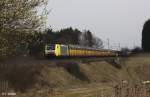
[47,0,150,49]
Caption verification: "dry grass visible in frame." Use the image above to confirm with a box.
[16,82,150,97]
[1,53,150,97]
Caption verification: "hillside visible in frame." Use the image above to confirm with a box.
[1,54,150,97]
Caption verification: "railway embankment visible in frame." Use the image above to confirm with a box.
[0,54,150,96]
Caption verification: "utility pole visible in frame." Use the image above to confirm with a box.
[118,43,121,51]
[133,41,135,49]
[107,38,110,49]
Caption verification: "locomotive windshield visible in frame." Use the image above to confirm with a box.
[46,45,55,50]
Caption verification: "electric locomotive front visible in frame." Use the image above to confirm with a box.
[45,44,55,56]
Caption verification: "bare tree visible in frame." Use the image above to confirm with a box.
[79,30,103,48]
[92,37,104,48]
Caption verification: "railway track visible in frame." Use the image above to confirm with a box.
[45,56,121,65]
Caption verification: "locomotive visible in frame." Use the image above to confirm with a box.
[45,44,118,57]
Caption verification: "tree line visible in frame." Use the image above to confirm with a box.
[45,28,103,48]
[20,27,103,57]
[0,26,103,59]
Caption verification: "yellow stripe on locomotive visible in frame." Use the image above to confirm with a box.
[55,44,69,56]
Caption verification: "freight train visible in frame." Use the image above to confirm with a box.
[45,44,118,57]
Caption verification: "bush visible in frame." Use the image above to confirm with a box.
[131,47,142,53]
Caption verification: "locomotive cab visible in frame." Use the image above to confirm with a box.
[45,44,55,56]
